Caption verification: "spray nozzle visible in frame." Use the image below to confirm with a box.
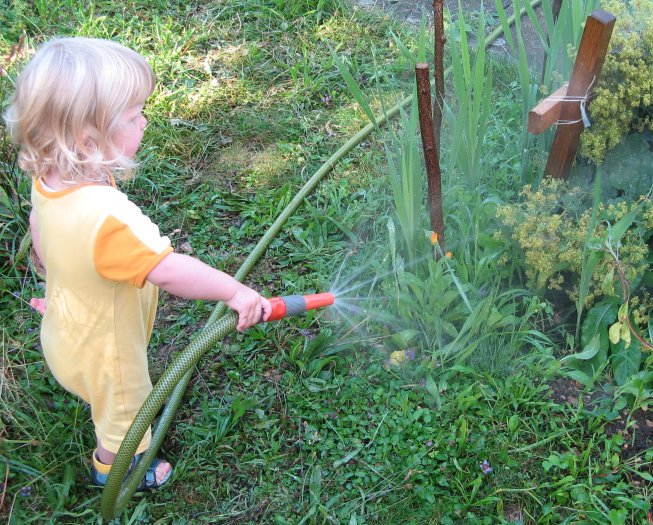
[265,292,335,322]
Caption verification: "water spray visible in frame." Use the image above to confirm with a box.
[100,292,334,518]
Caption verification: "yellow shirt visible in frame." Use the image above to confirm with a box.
[31,178,173,454]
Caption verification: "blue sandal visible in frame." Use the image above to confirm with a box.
[90,451,173,490]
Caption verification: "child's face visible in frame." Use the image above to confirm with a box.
[113,102,147,160]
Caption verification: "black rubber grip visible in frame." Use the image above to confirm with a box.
[283,295,306,317]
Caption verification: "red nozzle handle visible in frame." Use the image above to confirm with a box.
[265,292,334,322]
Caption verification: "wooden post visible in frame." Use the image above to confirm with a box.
[544,10,615,179]
[416,63,445,255]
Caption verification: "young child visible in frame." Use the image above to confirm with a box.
[5,36,271,490]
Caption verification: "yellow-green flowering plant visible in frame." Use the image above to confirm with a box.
[497,178,651,306]
[580,0,653,163]
[497,176,653,386]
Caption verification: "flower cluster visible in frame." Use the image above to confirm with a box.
[580,0,653,163]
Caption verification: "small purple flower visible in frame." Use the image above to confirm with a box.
[480,460,493,475]
[20,486,32,497]
[425,440,433,447]
[405,349,416,361]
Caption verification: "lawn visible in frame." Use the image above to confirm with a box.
[1,1,653,524]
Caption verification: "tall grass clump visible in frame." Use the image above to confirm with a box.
[385,96,424,269]
[0,41,31,282]
[446,5,492,188]
[328,4,557,378]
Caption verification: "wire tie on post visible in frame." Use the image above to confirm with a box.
[579,98,591,128]
[548,76,596,128]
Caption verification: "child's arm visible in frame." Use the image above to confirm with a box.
[147,252,271,331]
[29,210,48,315]
[30,210,45,270]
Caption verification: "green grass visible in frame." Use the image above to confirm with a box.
[2,1,653,524]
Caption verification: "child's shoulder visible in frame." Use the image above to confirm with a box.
[66,184,145,217]
[86,186,149,215]
[83,184,150,220]
[83,183,125,198]
[33,179,128,206]
[82,184,135,206]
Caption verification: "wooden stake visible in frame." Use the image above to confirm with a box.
[544,10,615,179]
[416,63,445,255]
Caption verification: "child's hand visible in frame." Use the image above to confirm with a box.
[225,285,272,331]
[30,297,47,315]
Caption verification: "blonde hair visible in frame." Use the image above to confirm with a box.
[4,37,156,183]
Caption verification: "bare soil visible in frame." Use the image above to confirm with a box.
[548,377,653,461]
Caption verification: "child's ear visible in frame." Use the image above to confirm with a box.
[79,126,92,147]
[81,126,101,152]
[82,125,96,143]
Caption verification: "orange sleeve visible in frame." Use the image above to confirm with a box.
[94,215,173,288]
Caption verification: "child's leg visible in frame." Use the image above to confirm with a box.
[95,442,116,464]
[95,438,172,485]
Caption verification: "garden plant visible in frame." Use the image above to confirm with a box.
[1,0,653,524]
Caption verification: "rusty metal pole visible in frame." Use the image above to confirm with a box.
[416,63,445,256]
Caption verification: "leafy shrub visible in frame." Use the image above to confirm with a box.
[498,176,653,391]
[580,0,653,163]
[496,177,653,315]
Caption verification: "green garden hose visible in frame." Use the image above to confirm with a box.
[100,311,239,517]
[100,0,542,518]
